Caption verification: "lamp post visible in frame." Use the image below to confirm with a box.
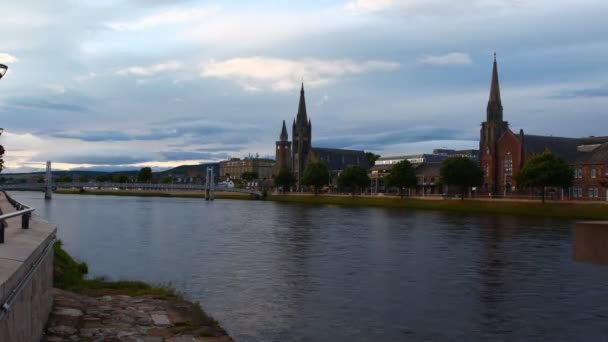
[0,64,8,80]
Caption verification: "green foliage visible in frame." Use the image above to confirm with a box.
[53,241,175,297]
[241,171,258,182]
[440,156,483,199]
[112,174,129,183]
[95,174,109,182]
[385,160,417,197]
[337,165,370,195]
[137,167,153,182]
[365,152,381,166]
[301,160,330,195]
[55,175,73,183]
[78,174,90,182]
[274,167,295,191]
[37,177,45,183]
[514,152,573,203]
[160,175,173,184]
[0,144,4,173]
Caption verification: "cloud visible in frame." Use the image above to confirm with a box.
[7,97,87,112]
[115,61,182,77]
[345,0,396,13]
[420,52,472,66]
[201,57,400,92]
[315,126,475,150]
[41,153,156,165]
[106,7,218,31]
[557,84,608,98]
[0,53,19,64]
[160,151,231,161]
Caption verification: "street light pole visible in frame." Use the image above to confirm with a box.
[0,64,8,80]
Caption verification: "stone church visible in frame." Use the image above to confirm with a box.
[273,83,370,189]
[480,55,608,197]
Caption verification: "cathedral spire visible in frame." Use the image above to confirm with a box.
[296,82,308,124]
[487,53,503,122]
[279,120,288,141]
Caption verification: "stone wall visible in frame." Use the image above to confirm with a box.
[0,192,57,342]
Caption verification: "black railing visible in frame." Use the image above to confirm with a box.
[0,191,35,243]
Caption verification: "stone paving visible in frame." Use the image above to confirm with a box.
[43,288,233,342]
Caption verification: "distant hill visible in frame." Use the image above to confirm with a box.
[160,162,219,175]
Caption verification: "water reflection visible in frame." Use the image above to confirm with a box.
[10,192,608,341]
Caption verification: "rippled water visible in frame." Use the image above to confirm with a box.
[11,192,608,341]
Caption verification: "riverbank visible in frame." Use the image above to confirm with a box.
[46,242,232,341]
[55,189,608,220]
[56,188,252,200]
[270,194,608,220]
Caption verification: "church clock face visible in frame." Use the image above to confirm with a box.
[485,146,490,155]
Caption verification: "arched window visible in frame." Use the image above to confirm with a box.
[503,151,512,176]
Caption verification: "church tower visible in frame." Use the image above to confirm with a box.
[292,82,312,189]
[480,54,509,195]
[272,120,292,177]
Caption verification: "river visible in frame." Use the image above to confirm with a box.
[10,192,608,341]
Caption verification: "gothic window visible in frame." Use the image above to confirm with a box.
[573,186,582,198]
[575,168,582,179]
[484,162,489,177]
[591,168,597,179]
[503,152,512,176]
[485,146,490,156]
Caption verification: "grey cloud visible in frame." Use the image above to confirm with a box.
[315,128,476,151]
[556,84,608,99]
[159,151,230,161]
[38,154,154,165]
[7,97,87,112]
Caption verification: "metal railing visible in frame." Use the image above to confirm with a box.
[0,191,35,243]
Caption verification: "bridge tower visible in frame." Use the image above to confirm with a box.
[45,161,52,200]
[205,167,215,201]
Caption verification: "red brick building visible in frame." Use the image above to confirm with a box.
[480,55,608,200]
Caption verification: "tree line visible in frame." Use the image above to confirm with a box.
[274,152,573,203]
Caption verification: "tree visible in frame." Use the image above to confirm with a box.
[0,144,4,173]
[274,167,295,192]
[96,174,109,182]
[385,160,417,198]
[337,165,370,195]
[112,174,129,183]
[365,152,381,167]
[514,152,573,203]
[241,171,258,182]
[55,175,73,183]
[301,160,330,195]
[137,167,153,183]
[440,156,483,200]
[160,175,173,184]
[78,174,90,183]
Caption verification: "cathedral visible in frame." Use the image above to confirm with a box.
[480,55,608,198]
[273,83,369,189]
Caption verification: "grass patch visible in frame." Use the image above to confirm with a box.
[53,241,175,298]
[269,194,608,220]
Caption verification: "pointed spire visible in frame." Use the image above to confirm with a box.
[486,53,503,122]
[488,53,501,105]
[296,82,308,124]
[279,120,288,141]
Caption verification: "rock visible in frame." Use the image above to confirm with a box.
[151,313,171,326]
[48,325,77,336]
[54,307,84,317]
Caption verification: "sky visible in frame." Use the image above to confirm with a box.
[1,0,607,172]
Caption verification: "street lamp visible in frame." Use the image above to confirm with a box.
[0,64,8,80]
